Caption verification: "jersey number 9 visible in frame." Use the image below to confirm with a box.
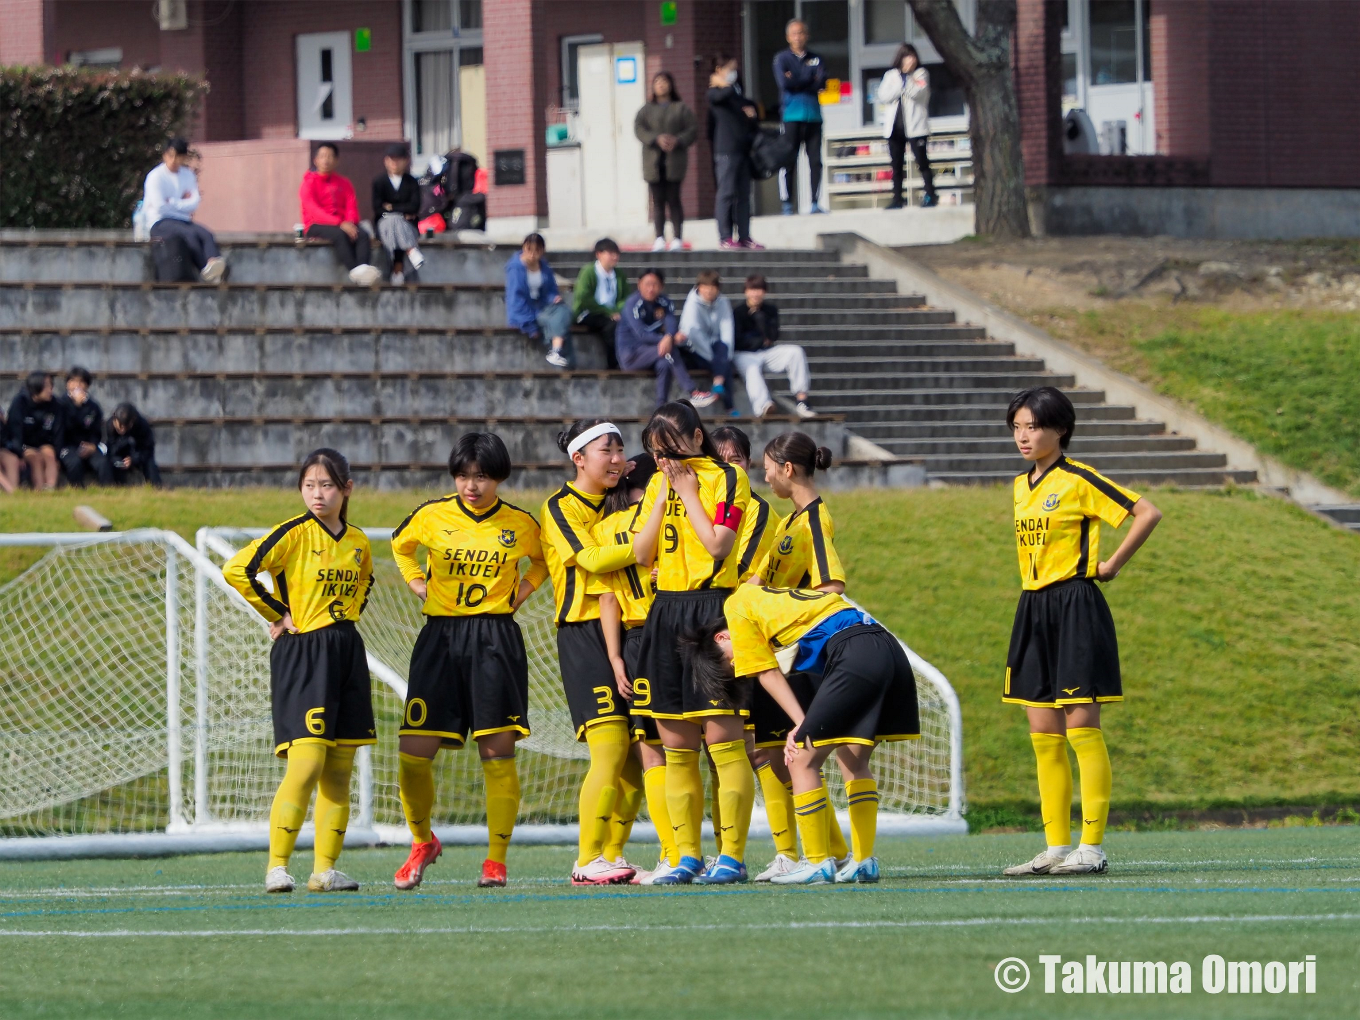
[663,523,679,554]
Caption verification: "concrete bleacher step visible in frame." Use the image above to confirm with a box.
[879,434,1199,457]
[1315,506,1360,532]
[806,355,1049,375]
[807,372,1079,392]
[854,419,1167,439]
[923,450,1233,474]
[927,468,1259,488]
[815,402,1140,424]
[796,338,1010,357]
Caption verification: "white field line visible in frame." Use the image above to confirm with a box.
[1,913,1359,938]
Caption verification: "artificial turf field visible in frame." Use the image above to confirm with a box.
[1,828,1357,1019]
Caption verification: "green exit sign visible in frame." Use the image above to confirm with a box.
[660,2,677,26]
[355,27,371,53]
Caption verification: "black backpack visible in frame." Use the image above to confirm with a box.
[749,127,797,180]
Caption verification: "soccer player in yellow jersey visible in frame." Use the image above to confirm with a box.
[540,419,643,885]
[223,449,376,895]
[632,401,756,885]
[1001,387,1161,878]
[389,434,549,890]
[681,584,920,885]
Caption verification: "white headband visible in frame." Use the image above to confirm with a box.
[567,421,622,456]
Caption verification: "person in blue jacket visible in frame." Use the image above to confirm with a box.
[773,19,828,215]
[616,269,718,411]
[505,233,574,370]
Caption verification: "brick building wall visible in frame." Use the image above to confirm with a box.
[1015,0,1063,188]
[0,0,49,65]
[1150,0,1210,158]
[46,0,161,68]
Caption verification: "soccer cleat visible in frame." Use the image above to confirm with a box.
[477,859,507,888]
[694,854,747,885]
[667,238,685,252]
[753,853,800,883]
[834,856,880,884]
[200,257,227,284]
[1049,845,1109,875]
[1002,847,1070,877]
[264,866,295,893]
[650,854,703,885]
[349,264,383,286]
[545,349,570,369]
[770,857,837,886]
[651,236,668,252]
[570,855,635,885]
[394,834,443,890]
[689,390,719,408]
[638,859,678,886]
[794,401,818,420]
[307,869,359,892]
[611,857,647,885]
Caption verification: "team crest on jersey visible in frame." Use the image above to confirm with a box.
[498,528,516,548]
[353,548,363,566]
[777,536,795,554]
[1043,493,1061,511]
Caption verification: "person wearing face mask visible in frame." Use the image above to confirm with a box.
[877,43,937,209]
[634,72,698,252]
[706,54,763,250]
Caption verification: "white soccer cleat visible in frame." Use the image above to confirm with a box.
[307,868,360,892]
[613,857,647,885]
[349,264,383,286]
[770,857,836,886]
[1049,844,1109,875]
[1002,847,1070,877]
[835,856,880,884]
[199,257,227,284]
[753,853,800,882]
[264,865,296,893]
[639,859,678,886]
[570,855,635,885]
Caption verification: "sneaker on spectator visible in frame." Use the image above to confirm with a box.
[390,271,405,286]
[755,400,775,418]
[545,350,570,369]
[349,264,382,286]
[795,400,817,419]
[408,247,426,270]
[719,238,741,250]
[668,238,685,252]
[740,239,765,250]
[781,202,795,216]
[200,257,226,284]
[651,236,667,252]
[689,390,719,409]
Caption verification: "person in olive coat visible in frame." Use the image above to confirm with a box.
[634,72,698,251]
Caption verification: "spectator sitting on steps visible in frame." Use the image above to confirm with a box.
[59,366,111,488]
[105,403,162,488]
[677,270,736,414]
[143,136,226,283]
[616,268,718,411]
[571,237,626,370]
[731,274,816,419]
[372,142,425,284]
[301,143,382,286]
[506,233,574,370]
[0,406,19,493]
[5,371,64,491]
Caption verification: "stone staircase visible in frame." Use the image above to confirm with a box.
[1317,506,1360,533]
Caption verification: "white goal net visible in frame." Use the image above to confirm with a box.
[0,528,964,857]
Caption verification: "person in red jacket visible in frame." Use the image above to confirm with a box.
[300,143,382,285]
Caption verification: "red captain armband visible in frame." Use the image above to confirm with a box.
[713,503,743,531]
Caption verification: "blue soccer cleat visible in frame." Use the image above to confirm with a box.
[694,854,748,884]
[651,855,703,885]
[834,856,880,884]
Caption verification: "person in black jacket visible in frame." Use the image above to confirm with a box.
[59,366,111,487]
[0,408,20,492]
[105,403,163,488]
[372,143,425,284]
[731,274,815,419]
[5,371,64,490]
[706,54,763,250]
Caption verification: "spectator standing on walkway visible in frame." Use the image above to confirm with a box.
[707,54,763,250]
[301,144,382,286]
[773,19,828,215]
[105,403,162,488]
[878,44,936,209]
[506,233,574,370]
[635,72,697,253]
[143,137,226,283]
[6,372,65,490]
[372,143,425,283]
[571,237,626,370]
[731,274,816,420]
[617,269,718,410]
[59,366,110,487]
[677,270,736,413]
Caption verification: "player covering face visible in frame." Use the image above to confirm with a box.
[223,449,376,894]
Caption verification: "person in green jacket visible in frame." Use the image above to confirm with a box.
[572,237,628,370]
[634,72,697,251]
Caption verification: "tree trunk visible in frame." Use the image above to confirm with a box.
[908,0,1031,238]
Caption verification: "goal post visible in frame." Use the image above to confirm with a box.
[0,527,966,860]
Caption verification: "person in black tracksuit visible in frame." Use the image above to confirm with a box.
[706,54,761,249]
[105,403,163,488]
[59,366,111,487]
[5,372,64,490]
[772,19,828,214]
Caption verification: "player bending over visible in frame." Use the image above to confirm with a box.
[1001,387,1161,878]
[683,583,920,884]
[223,449,376,894]
[391,434,549,889]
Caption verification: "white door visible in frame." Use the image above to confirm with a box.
[297,32,353,140]
[609,43,648,226]
[577,42,648,229]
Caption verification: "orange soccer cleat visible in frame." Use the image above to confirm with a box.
[394,834,442,890]
[477,859,507,888]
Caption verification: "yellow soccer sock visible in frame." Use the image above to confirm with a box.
[708,740,755,863]
[643,764,679,867]
[1030,732,1074,849]
[844,777,879,862]
[824,781,850,861]
[267,742,327,870]
[707,753,723,857]
[578,719,630,866]
[756,763,797,859]
[312,744,356,873]
[398,751,436,844]
[1067,727,1111,846]
[792,787,831,864]
[603,752,643,862]
[481,756,521,865]
[663,747,704,860]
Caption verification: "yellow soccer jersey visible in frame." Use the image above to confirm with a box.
[755,497,846,589]
[1013,456,1140,590]
[224,513,374,634]
[590,505,654,627]
[638,456,751,591]
[540,483,638,625]
[391,496,548,616]
[724,584,851,678]
[734,490,776,583]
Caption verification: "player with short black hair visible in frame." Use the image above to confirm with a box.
[389,432,548,890]
[223,448,376,894]
[1002,387,1161,878]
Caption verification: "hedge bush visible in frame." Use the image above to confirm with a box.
[1,67,208,229]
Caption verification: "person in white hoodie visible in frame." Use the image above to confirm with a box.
[676,270,736,413]
[877,45,937,209]
[142,137,226,282]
